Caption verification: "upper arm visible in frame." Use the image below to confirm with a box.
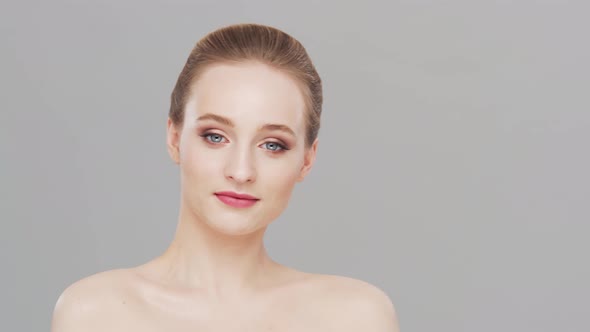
[327,277,400,332]
[50,272,120,332]
[350,285,400,332]
[51,281,99,332]
[51,286,82,332]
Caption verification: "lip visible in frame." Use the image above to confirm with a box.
[215,191,259,200]
[214,191,260,208]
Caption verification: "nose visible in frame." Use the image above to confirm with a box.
[224,145,257,184]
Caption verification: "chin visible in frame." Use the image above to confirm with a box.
[204,202,271,236]
[187,193,284,237]
[205,215,269,237]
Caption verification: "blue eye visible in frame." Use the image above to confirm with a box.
[262,141,286,152]
[200,131,288,153]
[202,133,226,143]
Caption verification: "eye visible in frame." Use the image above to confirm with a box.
[200,131,288,153]
[261,141,287,152]
[201,132,227,144]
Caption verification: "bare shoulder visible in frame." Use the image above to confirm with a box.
[50,269,136,332]
[304,274,400,332]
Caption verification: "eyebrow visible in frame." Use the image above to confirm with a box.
[196,113,297,137]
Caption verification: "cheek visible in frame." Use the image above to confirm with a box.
[179,138,221,180]
[264,159,301,197]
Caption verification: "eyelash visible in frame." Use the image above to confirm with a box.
[199,132,290,153]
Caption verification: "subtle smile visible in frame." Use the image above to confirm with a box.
[214,191,260,208]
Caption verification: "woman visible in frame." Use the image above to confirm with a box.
[51,23,400,331]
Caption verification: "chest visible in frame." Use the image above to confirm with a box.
[103,296,335,332]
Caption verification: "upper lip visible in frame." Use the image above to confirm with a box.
[215,191,259,200]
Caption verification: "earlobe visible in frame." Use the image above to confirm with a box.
[166,118,181,164]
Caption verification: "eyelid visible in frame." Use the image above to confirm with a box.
[200,131,228,144]
[199,130,290,152]
[262,141,289,152]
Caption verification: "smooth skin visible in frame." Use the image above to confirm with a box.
[51,62,400,332]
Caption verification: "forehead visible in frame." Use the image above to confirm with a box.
[186,62,306,132]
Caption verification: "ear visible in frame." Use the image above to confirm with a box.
[166,118,181,164]
[297,138,319,182]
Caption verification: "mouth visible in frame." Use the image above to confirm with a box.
[214,191,260,208]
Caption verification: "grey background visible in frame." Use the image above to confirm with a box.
[1,0,588,331]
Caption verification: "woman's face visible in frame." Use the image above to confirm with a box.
[166,62,318,236]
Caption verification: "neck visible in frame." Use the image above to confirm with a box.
[151,201,280,299]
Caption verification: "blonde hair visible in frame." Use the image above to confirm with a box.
[169,23,323,148]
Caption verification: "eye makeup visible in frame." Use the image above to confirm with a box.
[197,129,291,154]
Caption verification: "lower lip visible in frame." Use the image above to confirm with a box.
[215,194,259,208]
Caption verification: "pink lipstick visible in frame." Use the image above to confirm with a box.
[214,191,259,208]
